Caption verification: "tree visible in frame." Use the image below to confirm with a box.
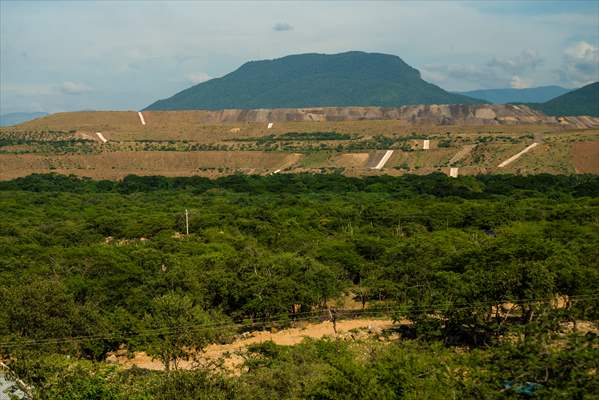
[144,293,230,371]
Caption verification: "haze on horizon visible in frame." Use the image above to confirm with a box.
[1,0,598,114]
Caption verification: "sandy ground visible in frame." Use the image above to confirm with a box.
[108,318,395,372]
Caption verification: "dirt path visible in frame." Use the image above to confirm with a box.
[372,150,394,170]
[273,153,302,173]
[498,142,538,168]
[95,132,108,143]
[110,318,395,371]
[137,112,146,125]
[449,144,475,165]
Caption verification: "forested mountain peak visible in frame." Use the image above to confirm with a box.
[529,82,599,116]
[144,51,485,110]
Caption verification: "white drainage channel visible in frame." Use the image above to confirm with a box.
[449,167,459,178]
[498,143,539,168]
[372,150,394,170]
[95,132,108,143]
[423,139,430,150]
[138,112,146,125]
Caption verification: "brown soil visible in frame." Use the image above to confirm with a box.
[572,141,599,173]
[388,148,456,170]
[108,318,395,372]
[332,153,370,168]
[448,145,476,165]
[15,106,599,129]
[2,112,597,179]
[463,142,531,169]
[0,151,301,180]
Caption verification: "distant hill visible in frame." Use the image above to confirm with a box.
[145,51,485,110]
[528,82,599,116]
[458,85,570,104]
[0,112,48,127]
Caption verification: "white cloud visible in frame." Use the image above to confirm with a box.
[58,81,92,95]
[565,41,597,59]
[510,75,533,89]
[558,41,599,87]
[186,72,212,84]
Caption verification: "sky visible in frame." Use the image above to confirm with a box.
[1,0,598,114]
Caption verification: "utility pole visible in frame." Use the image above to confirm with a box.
[185,209,189,235]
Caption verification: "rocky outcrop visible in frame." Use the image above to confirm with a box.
[170,104,599,127]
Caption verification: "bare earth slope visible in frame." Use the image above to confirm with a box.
[15,104,599,127]
[1,105,598,179]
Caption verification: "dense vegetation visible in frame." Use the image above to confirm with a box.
[527,81,599,117]
[144,51,484,110]
[257,132,353,142]
[1,173,598,399]
[0,129,532,156]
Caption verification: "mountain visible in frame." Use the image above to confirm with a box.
[528,82,599,116]
[458,85,570,104]
[0,112,48,127]
[145,51,485,110]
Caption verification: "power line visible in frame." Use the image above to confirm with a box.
[1,293,596,349]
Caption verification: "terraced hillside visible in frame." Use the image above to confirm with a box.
[1,105,598,179]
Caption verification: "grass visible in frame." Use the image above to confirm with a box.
[298,151,334,168]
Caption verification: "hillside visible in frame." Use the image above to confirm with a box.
[144,51,485,110]
[0,111,48,127]
[1,105,598,179]
[529,82,599,116]
[458,85,570,104]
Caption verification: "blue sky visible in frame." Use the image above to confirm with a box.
[1,0,598,113]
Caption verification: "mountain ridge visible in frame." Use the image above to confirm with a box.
[145,51,486,110]
[457,85,571,104]
[0,112,48,127]
[526,82,599,117]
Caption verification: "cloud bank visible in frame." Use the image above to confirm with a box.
[558,41,599,87]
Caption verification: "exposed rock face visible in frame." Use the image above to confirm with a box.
[182,104,599,127]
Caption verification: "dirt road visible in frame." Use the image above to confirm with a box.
[109,318,395,371]
[372,150,393,170]
[498,142,538,168]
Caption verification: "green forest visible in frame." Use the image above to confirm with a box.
[1,173,598,399]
